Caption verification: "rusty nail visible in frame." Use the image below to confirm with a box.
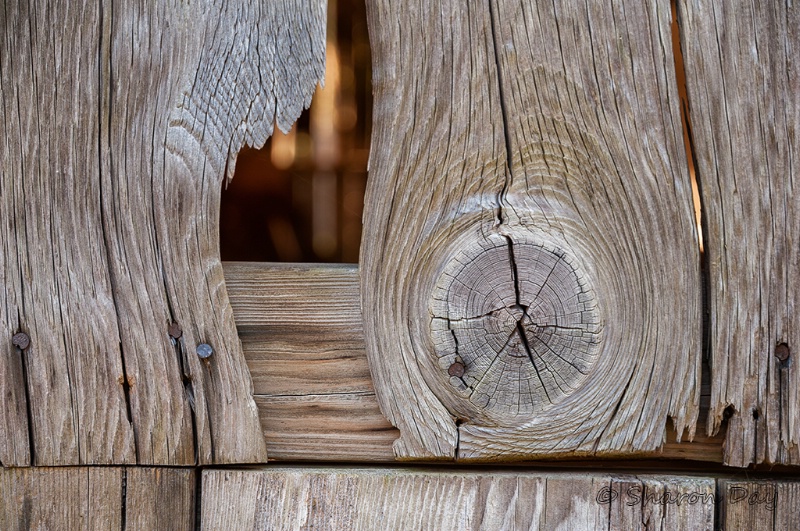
[776,343,790,363]
[448,361,465,378]
[168,322,183,339]
[12,332,30,350]
[196,343,213,359]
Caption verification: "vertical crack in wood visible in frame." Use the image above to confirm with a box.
[120,467,128,531]
[19,340,35,465]
[194,468,202,531]
[713,479,723,529]
[119,345,133,426]
[173,335,199,466]
[505,236,551,403]
[671,0,711,446]
[486,0,514,226]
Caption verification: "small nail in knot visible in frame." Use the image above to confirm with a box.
[448,361,465,377]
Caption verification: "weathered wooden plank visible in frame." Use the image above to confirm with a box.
[719,480,800,530]
[677,0,800,467]
[255,394,399,461]
[225,262,362,332]
[201,468,715,530]
[226,262,367,396]
[361,0,700,459]
[0,336,30,467]
[0,0,133,466]
[0,467,123,529]
[125,468,196,531]
[1,1,326,465]
[226,263,722,463]
[0,467,196,530]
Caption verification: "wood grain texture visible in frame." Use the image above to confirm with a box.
[225,262,399,461]
[200,467,715,530]
[0,467,195,530]
[719,480,800,531]
[677,0,800,467]
[0,467,122,529]
[225,263,722,463]
[0,0,132,467]
[0,0,325,465]
[125,468,196,531]
[361,0,700,460]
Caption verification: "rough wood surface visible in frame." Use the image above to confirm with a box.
[719,479,800,531]
[0,466,195,530]
[125,468,197,531]
[677,0,800,467]
[201,467,715,530]
[0,1,325,465]
[361,0,701,460]
[226,263,722,463]
[225,262,399,462]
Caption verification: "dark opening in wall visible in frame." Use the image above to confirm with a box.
[220,0,371,263]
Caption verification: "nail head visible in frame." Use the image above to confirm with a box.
[168,322,183,339]
[776,343,790,363]
[196,343,213,359]
[448,361,465,377]
[12,332,30,350]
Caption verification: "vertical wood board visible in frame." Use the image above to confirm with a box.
[361,0,700,459]
[0,0,326,465]
[678,0,800,467]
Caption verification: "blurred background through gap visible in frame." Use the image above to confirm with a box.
[220,0,371,263]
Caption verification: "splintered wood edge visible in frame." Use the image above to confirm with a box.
[224,262,724,464]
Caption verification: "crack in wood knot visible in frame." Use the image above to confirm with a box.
[429,229,602,426]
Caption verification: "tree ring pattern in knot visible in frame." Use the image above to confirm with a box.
[429,231,602,425]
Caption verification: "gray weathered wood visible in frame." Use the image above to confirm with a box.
[719,479,800,531]
[226,263,723,463]
[226,262,399,462]
[361,0,700,459]
[200,468,715,530]
[677,0,800,467]
[0,467,122,529]
[0,467,195,530]
[0,0,326,465]
[126,468,196,531]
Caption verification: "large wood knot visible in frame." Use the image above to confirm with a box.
[428,229,602,426]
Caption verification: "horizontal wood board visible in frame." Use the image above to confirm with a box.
[226,262,722,464]
[0,467,195,530]
[3,466,798,530]
[201,467,800,530]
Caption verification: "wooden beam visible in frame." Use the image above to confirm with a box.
[678,0,800,467]
[201,467,717,530]
[359,0,701,459]
[0,0,325,466]
[226,262,723,464]
[0,467,195,530]
[719,480,800,530]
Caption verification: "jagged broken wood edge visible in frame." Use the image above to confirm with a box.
[0,0,325,466]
